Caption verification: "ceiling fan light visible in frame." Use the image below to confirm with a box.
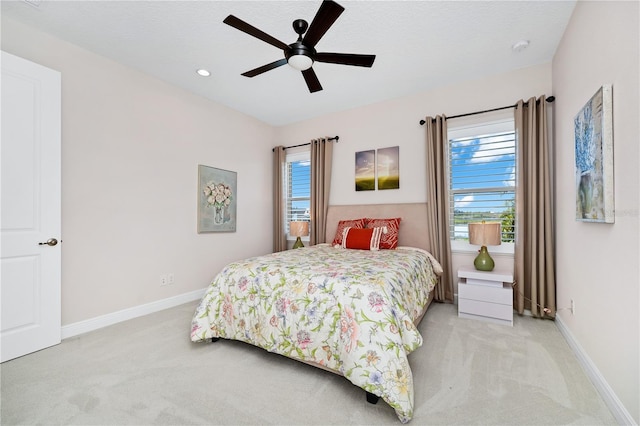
[288,54,313,71]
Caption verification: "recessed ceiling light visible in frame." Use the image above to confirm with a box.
[512,40,530,53]
[196,69,211,77]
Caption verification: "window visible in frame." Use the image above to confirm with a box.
[448,118,516,252]
[285,149,311,239]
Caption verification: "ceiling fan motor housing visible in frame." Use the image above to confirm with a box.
[286,19,315,69]
[285,42,316,62]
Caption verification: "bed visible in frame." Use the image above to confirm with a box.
[190,203,442,423]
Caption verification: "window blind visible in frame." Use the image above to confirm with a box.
[449,130,516,242]
[285,151,311,235]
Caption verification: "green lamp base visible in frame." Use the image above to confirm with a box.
[474,246,495,271]
[292,237,304,249]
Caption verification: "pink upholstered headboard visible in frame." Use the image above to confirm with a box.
[325,203,431,252]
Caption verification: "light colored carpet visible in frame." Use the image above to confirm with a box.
[0,302,616,425]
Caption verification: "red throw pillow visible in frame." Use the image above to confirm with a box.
[366,218,401,249]
[332,218,367,246]
[342,227,386,250]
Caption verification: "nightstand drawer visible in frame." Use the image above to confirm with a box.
[458,282,512,304]
[458,298,513,321]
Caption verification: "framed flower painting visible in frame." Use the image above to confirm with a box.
[574,85,614,223]
[198,165,237,232]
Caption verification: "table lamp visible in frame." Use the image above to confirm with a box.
[289,221,309,249]
[468,221,501,271]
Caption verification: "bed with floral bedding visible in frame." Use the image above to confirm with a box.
[190,243,442,423]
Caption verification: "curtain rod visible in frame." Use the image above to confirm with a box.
[419,96,555,125]
[272,136,339,152]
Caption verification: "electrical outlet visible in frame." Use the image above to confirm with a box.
[167,273,174,285]
[570,299,575,315]
[160,274,168,286]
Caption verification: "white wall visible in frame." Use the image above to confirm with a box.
[2,18,275,325]
[275,63,552,288]
[552,1,639,423]
[275,63,551,209]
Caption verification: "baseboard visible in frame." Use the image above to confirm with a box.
[61,288,207,339]
[555,314,636,425]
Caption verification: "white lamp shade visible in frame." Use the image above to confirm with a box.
[288,55,313,71]
[468,222,501,246]
[289,221,309,237]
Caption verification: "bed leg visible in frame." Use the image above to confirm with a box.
[211,337,220,343]
[366,391,380,404]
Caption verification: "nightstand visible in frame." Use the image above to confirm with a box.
[457,266,513,326]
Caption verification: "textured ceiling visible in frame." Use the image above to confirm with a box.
[2,0,576,126]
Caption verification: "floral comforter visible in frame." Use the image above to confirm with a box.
[190,244,442,423]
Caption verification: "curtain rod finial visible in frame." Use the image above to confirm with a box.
[419,119,426,125]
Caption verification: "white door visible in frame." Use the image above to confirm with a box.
[1,51,62,362]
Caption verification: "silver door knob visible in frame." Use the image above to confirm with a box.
[38,238,58,246]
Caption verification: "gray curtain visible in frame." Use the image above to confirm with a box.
[424,116,454,302]
[514,96,556,317]
[272,146,287,252]
[310,137,334,245]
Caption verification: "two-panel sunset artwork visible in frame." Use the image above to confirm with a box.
[355,146,399,191]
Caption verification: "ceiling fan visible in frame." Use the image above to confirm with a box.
[223,0,376,93]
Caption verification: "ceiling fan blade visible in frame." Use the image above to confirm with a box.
[302,0,345,48]
[241,59,288,78]
[315,52,376,67]
[302,68,323,93]
[223,15,289,51]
